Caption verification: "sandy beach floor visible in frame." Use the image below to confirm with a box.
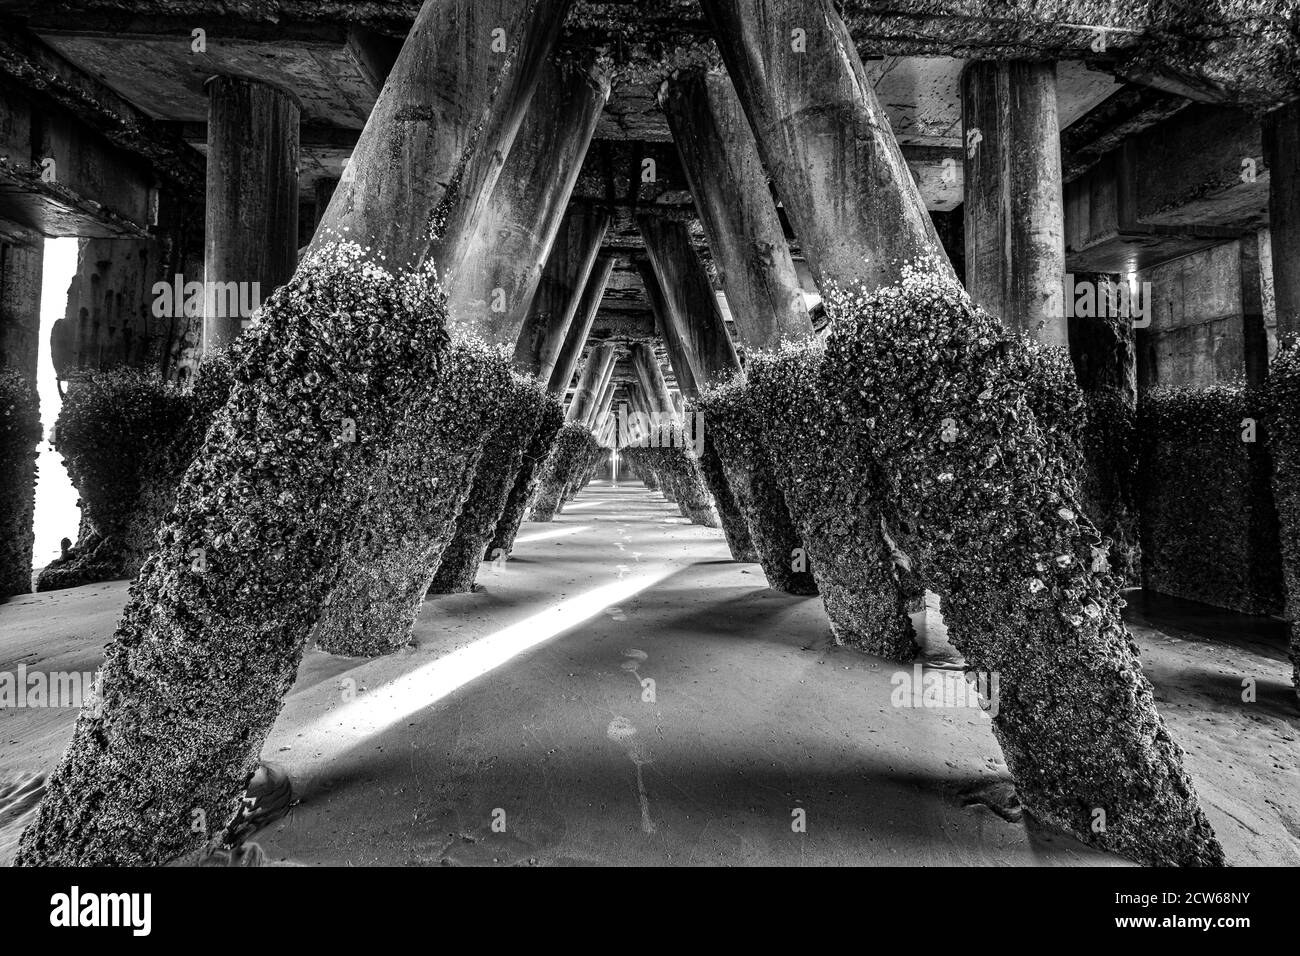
[2,481,1297,866]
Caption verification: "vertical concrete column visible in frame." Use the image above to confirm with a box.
[309,0,570,271]
[659,68,812,348]
[445,57,609,342]
[961,61,1067,347]
[1266,100,1300,340]
[566,343,616,424]
[203,75,300,354]
[636,217,741,392]
[513,206,609,388]
[699,0,953,292]
[548,254,615,396]
[0,238,43,383]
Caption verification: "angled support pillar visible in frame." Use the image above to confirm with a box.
[566,343,616,424]
[444,56,609,341]
[635,238,756,560]
[636,217,740,390]
[550,254,615,396]
[15,0,567,868]
[961,61,1067,346]
[514,206,610,386]
[308,0,570,272]
[590,373,617,431]
[658,68,813,348]
[699,0,953,293]
[702,0,1222,866]
[203,76,300,354]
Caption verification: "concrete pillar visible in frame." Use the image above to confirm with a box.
[699,0,1221,867]
[636,217,741,391]
[629,342,675,414]
[425,6,572,273]
[309,0,569,271]
[637,258,698,397]
[961,61,1067,347]
[699,0,954,292]
[203,76,300,354]
[591,373,617,431]
[1265,100,1300,340]
[566,343,616,424]
[513,206,609,387]
[0,238,43,383]
[659,69,812,348]
[548,254,615,397]
[445,58,609,342]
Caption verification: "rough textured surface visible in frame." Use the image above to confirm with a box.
[428,376,548,594]
[1137,384,1284,615]
[696,432,757,562]
[1265,341,1300,701]
[695,381,817,595]
[15,243,450,866]
[36,357,235,592]
[627,439,718,527]
[529,421,599,522]
[490,397,565,555]
[310,342,513,656]
[823,264,1224,866]
[0,367,40,601]
[747,342,921,661]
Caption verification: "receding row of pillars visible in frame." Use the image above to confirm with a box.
[187,0,1300,404]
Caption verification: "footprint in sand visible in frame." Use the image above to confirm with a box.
[606,716,656,834]
[606,606,627,622]
[621,647,647,673]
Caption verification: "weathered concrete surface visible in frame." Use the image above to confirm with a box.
[443,56,608,343]
[637,217,741,386]
[962,61,1066,347]
[566,343,616,425]
[658,68,812,349]
[0,237,42,383]
[1266,101,1300,341]
[551,255,615,398]
[307,0,567,270]
[702,0,955,292]
[203,75,299,353]
[513,206,609,387]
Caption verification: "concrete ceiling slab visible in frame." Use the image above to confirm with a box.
[35,27,380,126]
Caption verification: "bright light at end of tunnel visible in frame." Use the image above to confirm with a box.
[512,524,593,545]
[304,564,676,745]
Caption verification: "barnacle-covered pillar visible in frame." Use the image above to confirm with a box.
[703,0,1222,866]
[17,0,566,867]
[634,251,754,560]
[961,61,1067,347]
[514,206,610,384]
[443,57,609,341]
[203,76,300,353]
[629,342,717,527]
[658,68,813,348]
